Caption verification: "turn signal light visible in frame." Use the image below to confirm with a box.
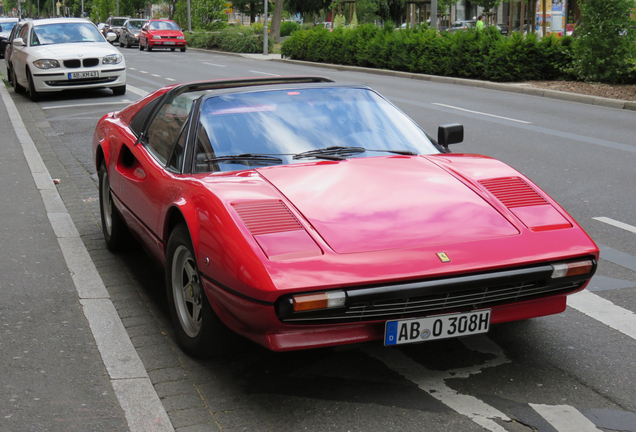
[551,260,594,278]
[293,291,345,312]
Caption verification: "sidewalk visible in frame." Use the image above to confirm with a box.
[0,82,172,431]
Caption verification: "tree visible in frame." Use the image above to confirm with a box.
[270,0,284,41]
[233,0,264,23]
[575,0,636,83]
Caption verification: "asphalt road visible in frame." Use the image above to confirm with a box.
[1,46,635,432]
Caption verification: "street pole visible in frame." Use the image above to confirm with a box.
[263,0,268,55]
[116,0,119,16]
[81,0,83,17]
[431,0,437,30]
[187,0,191,31]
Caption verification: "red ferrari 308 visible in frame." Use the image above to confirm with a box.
[93,76,599,357]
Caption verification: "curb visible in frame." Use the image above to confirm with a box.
[266,57,636,111]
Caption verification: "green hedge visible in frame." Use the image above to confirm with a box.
[186,27,274,54]
[280,21,301,37]
[282,25,576,82]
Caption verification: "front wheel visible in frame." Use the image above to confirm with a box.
[112,85,126,96]
[139,39,144,50]
[180,47,186,52]
[27,70,40,102]
[165,225,236,358]
[98,161,128,251]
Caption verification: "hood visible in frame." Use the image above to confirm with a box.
[149,30,183,37]
[257,156,519,254]
[28,42,119,58]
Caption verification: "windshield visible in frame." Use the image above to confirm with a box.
[0,22,17,34]
[127,20,146,29]
[195,87,439,173]
[111,19,128,26]
[149,21,180,31]
[31,22,104,45]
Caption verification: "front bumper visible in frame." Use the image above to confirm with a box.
[148,39,186,48]
[203,258,596,351]
[32,67,126,93]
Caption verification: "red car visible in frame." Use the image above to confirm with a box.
[139,19,186,52]
[93,76,598,357]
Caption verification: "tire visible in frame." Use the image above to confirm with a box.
[170,48,175,52]
[12,68,26,94]
[27,70,40,102]
[166,224,236,358]
[180,47,186,52]
[147,45,152,52]
[112,85,126,96]
[139,39,144,50]
[7,65,12,86]
[98,161,128,251]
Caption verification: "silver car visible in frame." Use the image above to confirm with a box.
[119,19,147,48]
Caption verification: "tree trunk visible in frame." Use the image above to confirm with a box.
[270,0,284,42]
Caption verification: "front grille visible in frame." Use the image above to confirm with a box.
[45,76,118,86]
[161,36,178,39]
[277,259,596,324]
[63,58,99,68]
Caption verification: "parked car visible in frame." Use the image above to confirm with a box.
[10,18,126,101]
[102,16,130,43]
[497,24,509,35]
[93,76,598,357]
[448,19,476,32]
[4,19,30,86]
[119,18,147,48]
[0,17,19,59]
[139,19,186,52]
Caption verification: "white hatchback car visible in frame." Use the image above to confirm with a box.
[10,18,126,101]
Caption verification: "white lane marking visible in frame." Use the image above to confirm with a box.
[202,62,226,67]
[127,84,149,97]
[129,67,137,70]
[139,70,148,74]
[42,100,132,110]
[568,290,636,340]
[593,217,636,235]
[165,78,176,81]
[249,70,280,76]
[366,335,511,432]
[530,404,602,432]
[432,103,533,124]
[0,82,173,431]
[151,74,161,77]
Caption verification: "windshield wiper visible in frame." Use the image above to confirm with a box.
[367,149,417,155]
[204,154,283,164]
[293,146,366,160]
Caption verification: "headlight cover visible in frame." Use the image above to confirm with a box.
[102,53,123,65]
[152,35,161,39]
[33,59,60,69]
[177,35,185,40]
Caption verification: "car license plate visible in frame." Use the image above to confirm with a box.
[68,71,99,79]
[384,309,491,346]
[164,41,175,45]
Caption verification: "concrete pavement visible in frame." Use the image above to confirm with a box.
[0,79,173,431]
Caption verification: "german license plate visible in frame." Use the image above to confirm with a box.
[384,309,491,346]
[164,41,175,45]
[68,71,98,79]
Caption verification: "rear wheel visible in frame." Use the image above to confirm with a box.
[12,68,26,94]
[166,225,237,358]
[98,161,128,251]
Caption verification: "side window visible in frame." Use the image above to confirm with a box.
[145,93,197,167]
[19,24,29,42]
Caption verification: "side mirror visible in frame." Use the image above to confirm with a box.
[13,38,25,47]
[106,31,117,42]
[438,123,464,147]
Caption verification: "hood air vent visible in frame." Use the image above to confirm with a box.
[480,177,547,208]
[233,200,303,236]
